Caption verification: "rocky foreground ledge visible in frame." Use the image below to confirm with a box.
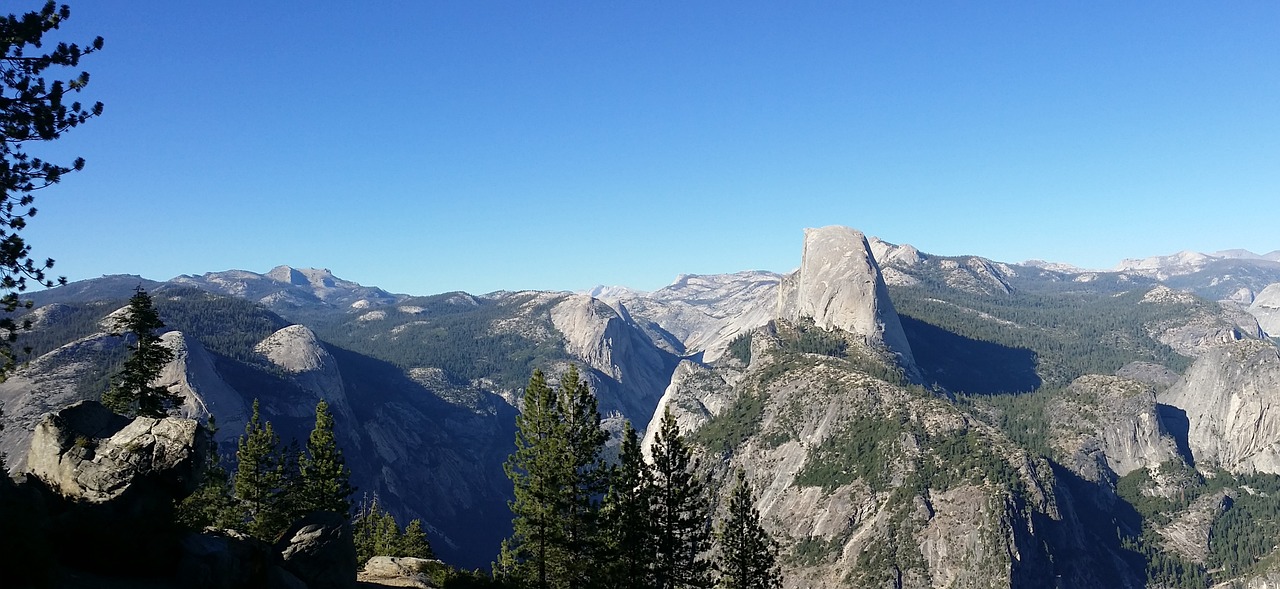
[4,401,406,589]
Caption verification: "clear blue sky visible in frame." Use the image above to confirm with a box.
[21,1,1280,295]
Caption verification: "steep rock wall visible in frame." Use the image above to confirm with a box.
[776,226,917,372]
[1158,340,1280,473]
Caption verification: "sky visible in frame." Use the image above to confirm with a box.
[18,1,1280,295]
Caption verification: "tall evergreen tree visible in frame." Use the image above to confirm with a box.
[601,421,657,589]
[499,369,572,589]
[353,494,436,565]
[176,417,239,530]
[399,519,435,559]
[233,399,291,540]
[650,408,713,589]
[715,471,781,589]
[299,399,355,516]
[102,286,176,417]
[1,2,102,376]
[558,365,610,589]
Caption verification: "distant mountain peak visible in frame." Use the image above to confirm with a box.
[777,226,917,371]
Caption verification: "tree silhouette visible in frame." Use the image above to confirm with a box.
[103,287,177,417]
[0,2,103,375]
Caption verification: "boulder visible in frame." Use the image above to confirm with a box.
[359,556,440,588]
[23,400,209,575]
[276,512,358,589]
[176,528,275,589]
[26,400,207,502]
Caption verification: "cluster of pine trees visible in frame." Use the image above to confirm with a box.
[178,399,355,538]
[178,399,431,565]
[495,366,781,589]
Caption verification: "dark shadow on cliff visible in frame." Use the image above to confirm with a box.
[1019,463,1149,588]
[899,314,1041,395]
[1156,404,1195,468]
[322,346,520,571]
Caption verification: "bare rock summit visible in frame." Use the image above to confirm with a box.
[776,226,917,371]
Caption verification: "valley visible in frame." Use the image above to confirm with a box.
[4,225,1280,588]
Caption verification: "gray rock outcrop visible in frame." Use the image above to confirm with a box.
[1158,340,1280,473]
[359,556,438,588]
[1047,375,1181,479]
[549,294,673,420]
[0,333,123,472]
[275,512,358,589]
[159,331,251,445]
[1251,283,1280,337]
[22,401,209,576]
[594,271,781,362]
[26,400,207,502]
[640,360,732,458]
[177,528,277,589]
[255,324,354,422]
[776,226,916,371]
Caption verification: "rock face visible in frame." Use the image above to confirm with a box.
[1158,340,1280,474]
[548,294,674,420]
[776,226,917,371]
[22,401,209,576]
[254,324,354,422]
[171,265,400,313]
[594,271,781,362]
[1047,375,1181,479]
[359,556,438,588]
[159,331,251,445]
[275,512,358,589]
[26,400,207,502]
[0,333,123,472]
[640,360,732,457]
[1251,283,1280,337]
[1142,286,1255,357]
[1156,490,1230,564]
[177,528,277,589]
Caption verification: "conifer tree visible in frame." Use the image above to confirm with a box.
[176,417,239,530]
[234,399,291,540]
[601,421,657,589]
[1,2,102,376]
[650,408,713,589]
[353,494,385,565]
[399,519,434,559]
[102,287,176,417]
[715,471,781,589]
[299,399,355,516]
[353,495,434,565]
[558,365,609,588]
[499,369,572,589]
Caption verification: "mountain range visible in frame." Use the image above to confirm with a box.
[3,226,1280,587]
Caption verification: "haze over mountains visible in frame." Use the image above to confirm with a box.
[4,226,1280,587]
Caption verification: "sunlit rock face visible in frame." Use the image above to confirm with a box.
[1158,340,1280,474]
[776,226,916,371]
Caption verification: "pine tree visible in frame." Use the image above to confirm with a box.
[102,287,176,417]
[651,408,713,589]
[353,494,383,565]
[352,494,435,565]
[176,417,239,530]
[715,471,781,589]
[558,365,609,589]
[233,399,291,540]
[299,399,355,516]
[499,369,573,589]
[601,421,657,589]
[1,2,102,376]
[399,519,434,559]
